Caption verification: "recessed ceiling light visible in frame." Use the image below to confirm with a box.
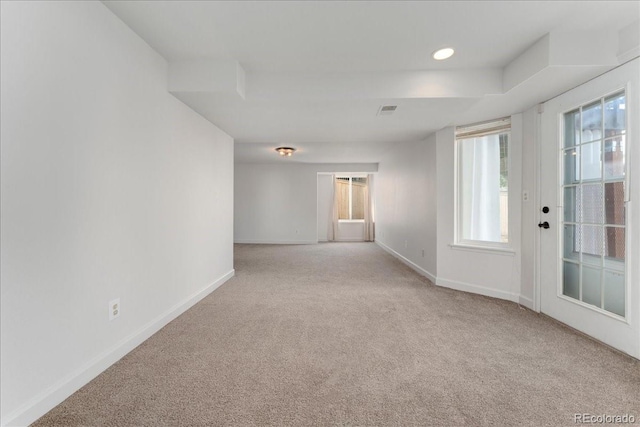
[432,47,455,60]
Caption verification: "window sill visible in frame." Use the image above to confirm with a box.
[449,243,515,256]
[338,219,365,223]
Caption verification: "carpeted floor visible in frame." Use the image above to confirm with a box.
[33,243,639,426]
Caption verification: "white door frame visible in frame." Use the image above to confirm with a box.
[534,106,542,313]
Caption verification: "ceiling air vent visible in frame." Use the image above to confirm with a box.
[377,105,398,116]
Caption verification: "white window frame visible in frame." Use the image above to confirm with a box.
[454,118,512,251]
[337,174,367,222]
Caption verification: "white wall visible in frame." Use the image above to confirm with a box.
[336,222,366,241]
[317,174,334,241]
[435,117,524,304]
[235,164,317,244]
[0,2,234,426]
[234,163,377,244]
[375,137,438,281]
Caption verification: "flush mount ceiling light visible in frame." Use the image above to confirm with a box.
[275,146,296,157]
[432,47,455,60]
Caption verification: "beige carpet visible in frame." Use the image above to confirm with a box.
[33,243,639,426]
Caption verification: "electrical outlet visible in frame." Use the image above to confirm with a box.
[422,249,425,257]
[109,298,120,321]
[523,191,529,202]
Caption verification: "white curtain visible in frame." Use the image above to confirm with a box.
[329,174,339,241]
[364,174,375,241]
[460,135,501,241]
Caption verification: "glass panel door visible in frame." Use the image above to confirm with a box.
[539,59,638,358]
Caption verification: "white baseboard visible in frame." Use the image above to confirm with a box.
[375,240,525,305]
[375,240,436,284]
[2,269,235,427]
[234,239,318,245]
[518,295,535,310]
[435,277,519,303]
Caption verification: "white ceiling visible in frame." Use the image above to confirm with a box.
[103,1,639,163]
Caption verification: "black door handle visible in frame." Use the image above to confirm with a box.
[538,221,550,229]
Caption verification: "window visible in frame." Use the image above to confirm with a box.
[336,176,367,220]
[456,117,511,247]
[561,91,626,316]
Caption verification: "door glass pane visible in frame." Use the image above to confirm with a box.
[581,183,603,224]
[581,141,602,181]
[563,224,579,261]
[564,147,580,184]
[604,227,625,261]
[603,271,625,317]
[604,182,625,225]
[563,186,580,223]
[604,92,625,138]
[604,137,625,179]
[604,256,625,273]
[561,92,625,317]
[582,101,602,143]
[564,109,580,147]
[581,225,603,265]
[563,262,580,300]
[581,265,602,307]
